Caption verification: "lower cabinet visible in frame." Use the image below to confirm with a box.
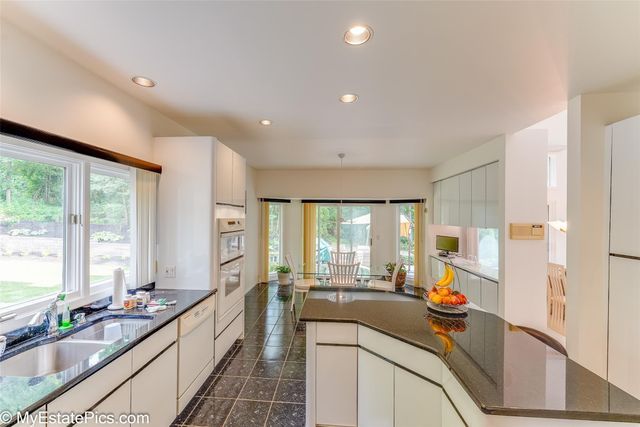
[13,406,46,427]
[85,381,131,427]
[131,343,178,427]
[481,278,498,315]
[394,367,441,427]
[316,345,357,426]
[358,349,394,427]
[441,393,465,427]
[467,271,482,307]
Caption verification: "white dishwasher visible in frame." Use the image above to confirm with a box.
[177,295,215,411]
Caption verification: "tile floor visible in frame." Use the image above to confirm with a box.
[173,283,307,426]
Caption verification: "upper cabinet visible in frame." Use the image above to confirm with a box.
[433,162,499,229]
[216,142,246,207]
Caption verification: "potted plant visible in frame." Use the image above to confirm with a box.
[384,262,407,288]
[275,265,292,285]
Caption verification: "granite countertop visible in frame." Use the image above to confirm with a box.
[300,289,640,423]
[0,288,214,422]
[430,253,499,282]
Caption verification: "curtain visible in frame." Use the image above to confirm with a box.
[260,201,270,283]
[303,203,317,278]
[135,169,159,289]
[414,202,424,287]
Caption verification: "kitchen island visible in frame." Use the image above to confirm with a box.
[300,288,640,426]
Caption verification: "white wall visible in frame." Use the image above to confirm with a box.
[255,168,430,199]
[244,166,260,292]
[0,20,193,161]
[503,129,549,332]
[566,91,640,378]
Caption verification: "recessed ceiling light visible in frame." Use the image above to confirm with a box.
[259,119,272,126]
[344,25,373,45]
[339,93,358,103]
[131,76,156,87]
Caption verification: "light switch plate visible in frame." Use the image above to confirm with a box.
[164,265,176,278]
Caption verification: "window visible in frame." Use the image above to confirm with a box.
[398,204,415,278]
[0,152,68,309]
[89,167,133,286]
[0,135,149,317]
[268,203,283,276]
[478,228,499,268]
[547,153,558,188]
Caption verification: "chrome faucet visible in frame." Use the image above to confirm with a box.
[28,293,65,336]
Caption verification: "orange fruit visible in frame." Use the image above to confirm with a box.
[437,287,450,297]
[431,294,443,304]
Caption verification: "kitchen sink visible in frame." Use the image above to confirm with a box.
[0,340,108,377]
[67,316,153,342]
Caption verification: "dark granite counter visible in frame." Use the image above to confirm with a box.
[300,289,640,423]
[0,288,214,423]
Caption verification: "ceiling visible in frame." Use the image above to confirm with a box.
[2,1,639,169]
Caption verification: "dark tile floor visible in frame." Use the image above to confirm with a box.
[173,283,307,427]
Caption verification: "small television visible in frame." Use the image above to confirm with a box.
[436,235,459,256]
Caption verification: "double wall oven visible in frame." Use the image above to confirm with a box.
[217,218,245,336]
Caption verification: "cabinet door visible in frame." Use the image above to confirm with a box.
[610,116,640,257]
[459,171,472,228]
[231,152,246,207]
[441,176,460,226]
[433,181,441,225]
[467,273,482,307]
[485,163,499,229]
[131,344,178,427]
[455,268,467,296]
[14,406,46,427]
[471,167,486,228]
[85,381,131,427]
[216,142,233,204]
[441,394,465,427]
[316,345,357,426]
[608,256,640,399]
[358,349,394,427]
[481,278,498,314]
[394,367,441,427]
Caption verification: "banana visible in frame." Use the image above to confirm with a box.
[436,265,454,287]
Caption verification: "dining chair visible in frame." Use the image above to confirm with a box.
[368,259,403,291]
[328,262,360,286]
[285,254,316,312]
[330,251,356,264]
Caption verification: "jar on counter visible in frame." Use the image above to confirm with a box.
[123,296,137,310]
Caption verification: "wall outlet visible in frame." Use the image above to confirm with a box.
[164,266,176,278]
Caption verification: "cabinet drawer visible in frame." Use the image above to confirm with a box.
[132,320,177,372]
[358,325,442,384]
[48,351,132,427]
[84,381,131,427]
[316,322,357,345]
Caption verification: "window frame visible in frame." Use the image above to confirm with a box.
[397,203,416,281]
[267,203,284,280]
[0,135,139,327]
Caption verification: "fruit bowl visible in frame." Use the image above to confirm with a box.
[426,299,469,315]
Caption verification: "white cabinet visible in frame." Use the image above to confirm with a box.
[442,393,465,427]
[609,116,640,258]
[131,344,178,427]
[216,142,246,207]
[481,278,498,314]
[316,345,357,426]
[485,162,499,229]
[467,272,482,307]
[231,152,246,207]
[358,349,394,427]
[394,367,441,427]
[216,142,234,205]
[441,175,460,226]
[455,268,467,296]
[608,256,640,399]
[459,172,472,228]
[471,167,486,228]
[433,181,441,225]
[85,381,131,427]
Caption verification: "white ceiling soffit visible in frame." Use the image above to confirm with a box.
[2,1,639,168]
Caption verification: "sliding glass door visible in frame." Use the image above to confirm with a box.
[316,205,371,274]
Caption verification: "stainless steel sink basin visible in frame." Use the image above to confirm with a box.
[0,340,108,377]
[68,316,153,342]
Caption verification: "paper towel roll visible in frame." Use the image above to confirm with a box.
[108,268,125,310]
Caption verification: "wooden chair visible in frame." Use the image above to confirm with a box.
[331,251,356,264]
[285,254,316,312]
[328,262,360,286]
[547,263,566,335]
[368,259,403,291]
